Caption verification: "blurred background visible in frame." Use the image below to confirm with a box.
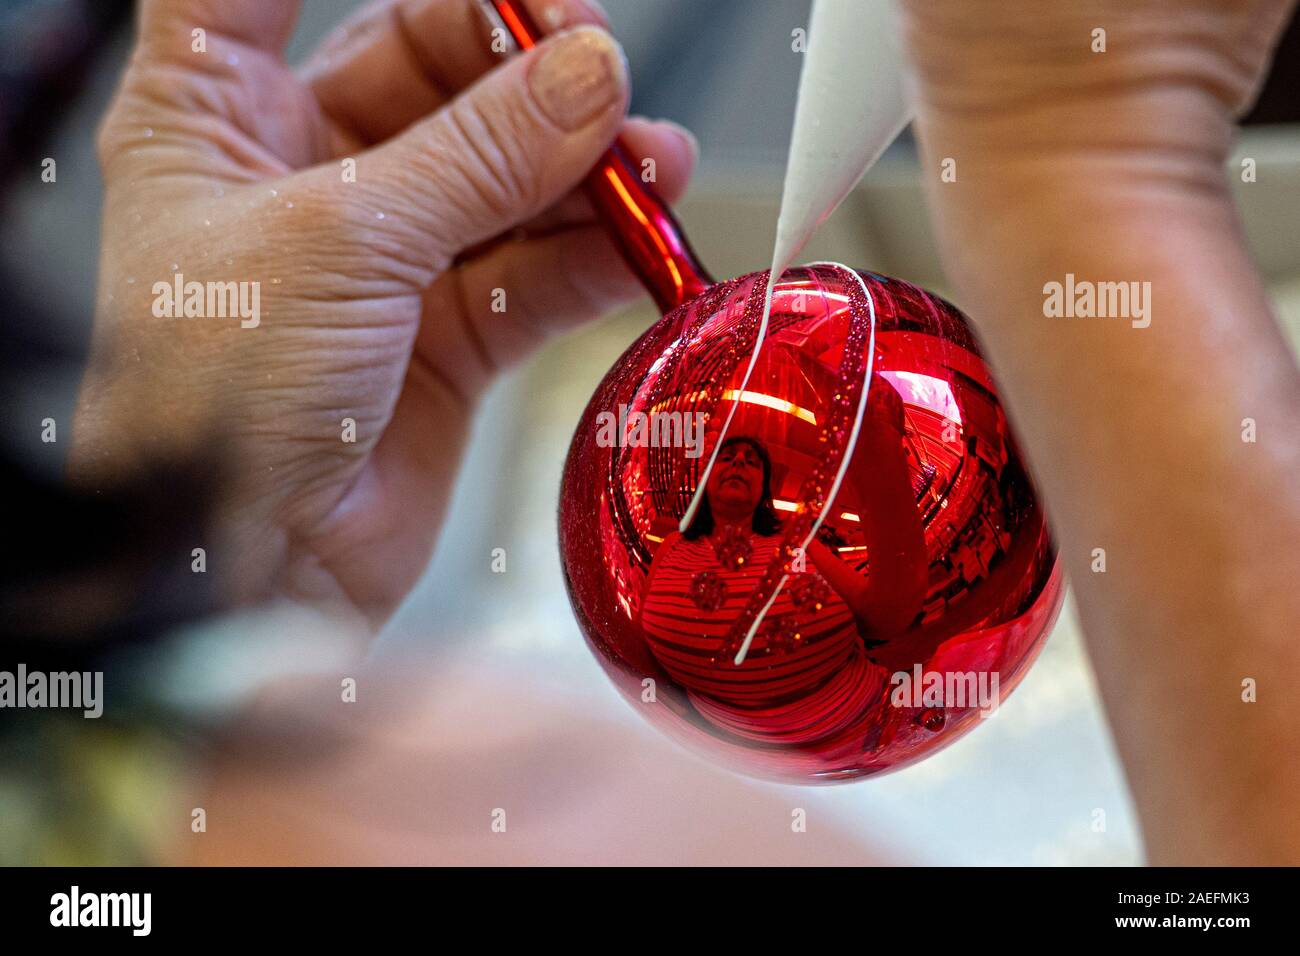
[2,0,1298,865]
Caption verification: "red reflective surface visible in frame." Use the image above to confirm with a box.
[559,265,1063,782]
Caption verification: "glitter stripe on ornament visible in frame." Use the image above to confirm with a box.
[729,263,878,665]
[677,271,778,534]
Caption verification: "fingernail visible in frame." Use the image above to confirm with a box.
[530,26,628,131]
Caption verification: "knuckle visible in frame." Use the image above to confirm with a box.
[439,97,543,220]
[294,179,433,287]
[292,182,357,235]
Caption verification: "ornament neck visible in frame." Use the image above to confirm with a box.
[482,0,713,314]
[583,150,713,313]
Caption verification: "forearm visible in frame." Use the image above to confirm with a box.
[918,164,1300,861]
[896,0,1300,857]
[807,539,867,606]
[808,529,921,638]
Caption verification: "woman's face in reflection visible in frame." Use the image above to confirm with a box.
[706,440,765,518]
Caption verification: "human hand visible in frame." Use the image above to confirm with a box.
[71,0,698,629]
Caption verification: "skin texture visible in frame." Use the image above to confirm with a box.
[70,0,698,630]
[896,0,1300,863]
[73,0,1298,864]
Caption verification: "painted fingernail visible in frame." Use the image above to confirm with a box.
[530,26,628,131]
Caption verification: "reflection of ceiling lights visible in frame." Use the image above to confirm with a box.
[721,389,818,424]
[880,370,962,424]
[773,502,861,520]
[776,283,851,307]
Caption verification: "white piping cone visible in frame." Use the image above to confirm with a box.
[771,0,913,277]
[680,0,911,536]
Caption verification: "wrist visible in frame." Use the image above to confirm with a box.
[899,2,1260,241]
[898,1,1276,123]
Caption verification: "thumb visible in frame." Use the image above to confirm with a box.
[348,25,629,273]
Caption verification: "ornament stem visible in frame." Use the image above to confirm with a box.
[479,0,713,313]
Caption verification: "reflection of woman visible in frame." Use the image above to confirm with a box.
[638,433,918,747]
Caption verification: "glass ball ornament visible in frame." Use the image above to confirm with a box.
[558,264,1063,783]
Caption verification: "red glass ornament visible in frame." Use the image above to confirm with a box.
[486,0,1063,782]
[559,266,1062,781]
